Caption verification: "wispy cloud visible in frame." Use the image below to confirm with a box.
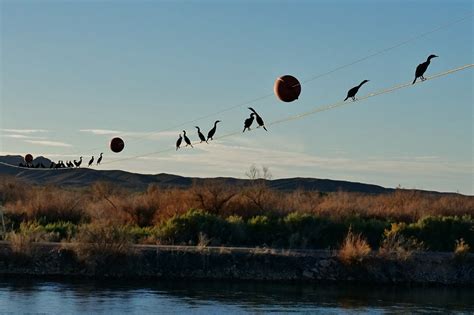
[2,134,31,139]
[79,129,122,135]
[79,129,177,140]
[1,128,48,134]
[1,134,46,140]
[133,141,471,176]
[24,140,72,147]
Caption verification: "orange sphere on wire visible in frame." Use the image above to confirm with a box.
[110,137,125,153]
[274,75,301,102]
[25,154,34,164]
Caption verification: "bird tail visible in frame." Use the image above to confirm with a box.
[344,96,349,101]
[412,78,417,85]
[263,126,268,131]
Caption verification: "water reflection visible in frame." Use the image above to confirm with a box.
[1,277,473,314]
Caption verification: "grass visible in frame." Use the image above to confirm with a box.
[454,238,470,258]
[338,229,372,264]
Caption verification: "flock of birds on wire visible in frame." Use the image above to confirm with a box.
[19,153,104,169]
[16,54,438,169]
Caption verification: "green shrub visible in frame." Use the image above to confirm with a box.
[226,215,247,245]
[284,213,327,248]
[344,216,391,249]
[159,209,230,245]
[43,221,78,241]
[246,215,284,247]
[126,225,160,244]
[386,216,473,251]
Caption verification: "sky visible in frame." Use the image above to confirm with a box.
[0,0,472,194]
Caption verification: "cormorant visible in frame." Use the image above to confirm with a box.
[67,161,74,168]
[195,126,206,143]
[344,80,369,101]
[176,134,183,151]
[74,157,82,168]
[243,113,255,132]
[19,163,24,168]
[88,156,94,167]
[183,130,193,148]
[97,153,103,165]
[248,107,267,131]
[206,120,221,142]
[413,54,438,84]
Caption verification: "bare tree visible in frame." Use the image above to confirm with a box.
[192,180,236,215]
[243,165,274,212]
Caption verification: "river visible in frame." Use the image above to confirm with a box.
[1,278,473,314]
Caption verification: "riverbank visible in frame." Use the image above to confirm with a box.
[0,242,472,286]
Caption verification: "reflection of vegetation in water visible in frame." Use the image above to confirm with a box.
[1,278,474,313]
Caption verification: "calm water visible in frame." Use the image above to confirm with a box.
[0,278,473,314]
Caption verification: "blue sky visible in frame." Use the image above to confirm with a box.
[0,0,472,194]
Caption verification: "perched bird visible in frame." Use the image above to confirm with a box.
[207,120,221,142]
[413,54,438,84]
[74,157,82,168]
[344,80,369,101]
[243,113,255,132]
[248,107,267,131]
[19,162,25,168]
[97,153,103,165]
[183,130,193,148]
[176,134,183,151]
[49,162,55,169]
[67,161,74,168]
[195,126,206,143]
[88,156,94,167]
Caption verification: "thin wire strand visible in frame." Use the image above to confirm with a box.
[98,63,472,166]
[3,63,472,171]
[65,12,473,156]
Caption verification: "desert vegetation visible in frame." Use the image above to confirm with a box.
[0,172,472,256]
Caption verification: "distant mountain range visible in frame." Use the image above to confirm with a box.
[0,155,458,195]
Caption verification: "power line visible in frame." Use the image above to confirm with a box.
[64,12,473,156]
[3,63,472,171]
[98,63,472,166]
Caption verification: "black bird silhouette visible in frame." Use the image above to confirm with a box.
[176,134,183,151]
[19,162,25,168]
[97,153,103,165]
[183,130,193,148]
[67,161,74,168]
[74,157,82,168]
[195,126,206,143]
[207,120,221,142]
[344,80,369,101]
[248,107,267,131]
[413,54,438,84]
[243,113,255,132]
[88,156,94,167]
